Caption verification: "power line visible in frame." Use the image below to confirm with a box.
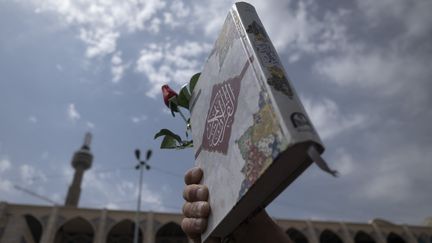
[13,184,60,205]
[6,165,183,184]
[4,166,136,183]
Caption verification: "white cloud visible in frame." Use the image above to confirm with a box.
[363,173,411,202]
[313,0,432,112]
[50,193,63,203]
[67,103,80,122]
[23,0,167,58]
[80,28,119,58]
[302,96,366,140]
[332,149,355,176]
[136,41,211,97]
[19,164,47,186]
[81,169,164,211]
[105,202,120,210]
[314,47,431,98]
[0,159,13,193]
[0,179,13,193]
[115,180,162,209]
[28,116,38,123]
[191,0,231,37]
[353,143,432,207]
[61,165,73,182]
[249,0,349,55]
[131,115,148,124]
[170,0,190,18]
[357,0,432,41]
[111,51,128,83]
[56,64,64,71]
[111,51,122,65]
[192,0,349,59]
[86,121,95,129]
[0,159,12,173]
[161,0,192,28]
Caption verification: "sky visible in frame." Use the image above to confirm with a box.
[0,0,431,226]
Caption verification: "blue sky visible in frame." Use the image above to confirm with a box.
[1,0,431,225]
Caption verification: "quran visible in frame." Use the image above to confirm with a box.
[189,2,335,241]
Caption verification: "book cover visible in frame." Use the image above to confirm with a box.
[190,2,331,241]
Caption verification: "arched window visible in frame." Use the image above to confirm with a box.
[387,232,406,243]
[54,217,94,243]
[156,222,188,243]
[320,229,343,243]
[107,219,142,243]
[354,231,375,243]
[24,214,43,243]
[286,228,309,243]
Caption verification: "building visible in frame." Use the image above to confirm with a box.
[0,134,430,243]
[0,202,431,243]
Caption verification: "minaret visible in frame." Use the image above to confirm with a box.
[65,132,93,207]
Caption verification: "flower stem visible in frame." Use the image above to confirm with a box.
[178,109,188,124]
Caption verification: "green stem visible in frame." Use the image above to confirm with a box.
[178,109,188,123]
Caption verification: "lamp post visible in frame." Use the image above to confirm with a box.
[133,149,152,243]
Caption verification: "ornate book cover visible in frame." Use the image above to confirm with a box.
[190,2,327,241]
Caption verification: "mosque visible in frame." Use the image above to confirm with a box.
[0,134,431,243]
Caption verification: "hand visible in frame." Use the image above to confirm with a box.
[181,167,292,243]
[181,167,212,243]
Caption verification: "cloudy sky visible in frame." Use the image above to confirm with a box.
[1,0,431,225]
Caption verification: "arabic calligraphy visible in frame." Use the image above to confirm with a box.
[195,56,253,157]
[206,82,236,147]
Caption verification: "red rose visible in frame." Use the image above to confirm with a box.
[161,84,178,107]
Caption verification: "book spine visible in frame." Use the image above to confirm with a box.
[231,2,323,148]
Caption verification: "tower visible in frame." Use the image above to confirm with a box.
[65,132,94,207]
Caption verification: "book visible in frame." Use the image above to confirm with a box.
[189,2,334,241]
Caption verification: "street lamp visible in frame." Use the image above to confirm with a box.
[133,148,152,243]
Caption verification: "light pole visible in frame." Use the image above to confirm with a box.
[133,148,152,243]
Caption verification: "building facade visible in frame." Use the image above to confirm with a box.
[2,134,430,243]
[0,201,431,243]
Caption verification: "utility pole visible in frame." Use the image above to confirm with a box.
[133,148,152,243]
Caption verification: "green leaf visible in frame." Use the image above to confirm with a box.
[177,84,191,109]
[189,73,200,93]
[154,129,182,143]
[160,136,178,149]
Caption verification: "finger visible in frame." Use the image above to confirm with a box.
[182,201,210,218]
[185,167,203,185]
[183,184,209,202]
[181,217,208,235]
